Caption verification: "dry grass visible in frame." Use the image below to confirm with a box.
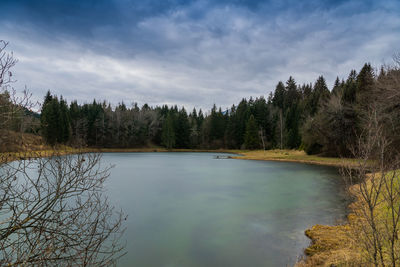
[296,220,363,267]
[234,149,357,167]
[0,130,49,152]
[296,171,400,267]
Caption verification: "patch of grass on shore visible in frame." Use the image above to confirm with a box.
[296,220,363,266]
[234,149,357,167]
[297,170,400,267]
[0,146,79,163]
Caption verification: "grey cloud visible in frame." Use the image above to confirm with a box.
[1,0,399,112]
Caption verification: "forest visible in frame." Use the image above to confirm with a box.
[6,62,389,158]
[0,59,399,158]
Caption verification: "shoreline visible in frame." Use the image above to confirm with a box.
[2,146,358,167]
[231,149,356,168]
[1,147,355,167]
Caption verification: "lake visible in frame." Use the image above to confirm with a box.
[103,152,347,267]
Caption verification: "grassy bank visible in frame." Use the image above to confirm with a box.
[297,170,400,266]
[234,149,357,167]
[295,219,362,266]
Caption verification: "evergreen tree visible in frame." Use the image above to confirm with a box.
[162,113,175,149]
[310,75,329,115]
[175,107,190,148]
[356,63,375,108]
[332,76,342,96]
[254,97,271,147]
[197,109,204,129]
[235,99,250,148]
[244,115,259,149]
[43,90,53,107]
[272,81,286,109]
[225,105,239,148]
[41,95,61,146]
[284,76,299,109]
[285,104,301,149]
[58,96,71,143]
[69,100,87,145]
[209,104,226,146]
[301,83,313,116]
[342,70,357,103]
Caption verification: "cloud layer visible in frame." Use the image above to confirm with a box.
[1,0,399,111]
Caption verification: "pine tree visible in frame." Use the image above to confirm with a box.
[356,63,375,108]
[235,99,249,147]
[332,76,342,96]
[58,96,71,143]
[285,104,301,149]
[162,113,175,149]
[342,70,357,103]
[244,115,259,149]
[209,104,226,143]
[175,107,190,148]
[310,75,329,115]
[272,81,286,109]
[284,76,299,109]
[41,94,61,146]
[225,105,239,148]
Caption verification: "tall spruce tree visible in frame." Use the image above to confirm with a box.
[162,113,175,149]
[332,76,342,96]
[58,96,71,143]
[175,107,190,148]
[356,63,375,109]
[310,75,330,115]
[284,76,299,109]
[244,115,259,149]
[41,92,61,146]
[272,81,286,109]
[342,70,357,103]
[285,104,301,149]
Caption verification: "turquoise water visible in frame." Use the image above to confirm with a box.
[103,152,347,267]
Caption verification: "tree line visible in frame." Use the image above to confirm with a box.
[39,61,399,157]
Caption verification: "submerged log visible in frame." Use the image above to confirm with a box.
[213,155,232,159]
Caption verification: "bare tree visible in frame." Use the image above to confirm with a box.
[0,152,126,266]
[0,40,17,89]
[0,41,126,266]
[0,40,18,130]
[342,111,386,266]
[0,41,37,151]
[341,59,400,266]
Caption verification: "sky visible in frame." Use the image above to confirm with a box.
[1,0,399,111]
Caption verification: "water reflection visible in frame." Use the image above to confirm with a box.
[102,152,346,267]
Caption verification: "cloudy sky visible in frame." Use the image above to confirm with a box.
[1,0,399,111]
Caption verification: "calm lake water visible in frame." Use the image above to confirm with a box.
[102,152,347,267]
